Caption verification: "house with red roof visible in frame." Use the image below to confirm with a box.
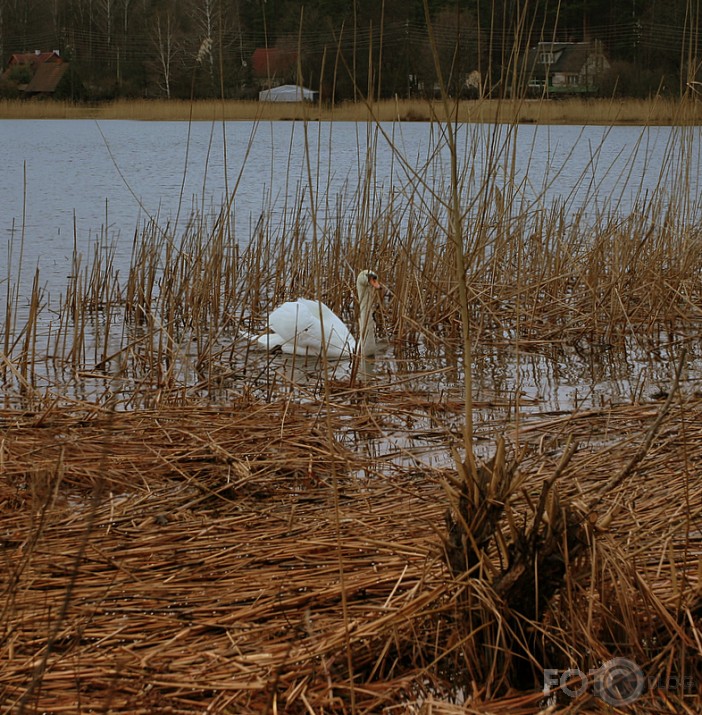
[3,50,70,95]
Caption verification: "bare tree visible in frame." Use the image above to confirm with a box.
[152,12,178,98]
[188,0,242,96]
[189,0,214,78]
[0,1,5,67]
[99,0,113,50]
[112,0,132,86]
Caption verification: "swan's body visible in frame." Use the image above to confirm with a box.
[256,270,381,357]
[257,298,355,357]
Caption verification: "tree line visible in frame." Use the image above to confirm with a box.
[1,0,701,101]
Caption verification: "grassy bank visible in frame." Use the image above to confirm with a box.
[1,95,701,124]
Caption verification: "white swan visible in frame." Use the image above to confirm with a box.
[256,269,381,357]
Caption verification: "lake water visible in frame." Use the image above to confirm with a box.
[3,119,702,299]
[1,119,701,421]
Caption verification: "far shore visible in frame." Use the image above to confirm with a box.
[1,96,701,125]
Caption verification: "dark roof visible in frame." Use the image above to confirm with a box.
[552,44,590,73]
[24,63,69,93]
[527,42,604,80]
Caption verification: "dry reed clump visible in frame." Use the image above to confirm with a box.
[0,393,700,713]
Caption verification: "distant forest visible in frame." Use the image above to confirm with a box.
[1,0,701,101]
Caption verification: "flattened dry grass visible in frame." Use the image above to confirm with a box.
[0,394,700,713]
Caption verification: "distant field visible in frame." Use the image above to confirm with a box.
[1,96,700,124]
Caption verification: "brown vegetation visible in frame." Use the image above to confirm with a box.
[2,205,702,709]
[2,96,702,125]
[0,391,700,712]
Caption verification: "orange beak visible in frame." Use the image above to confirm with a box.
[369,276,381,289]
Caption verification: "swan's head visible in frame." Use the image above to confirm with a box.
[356,269,381,293]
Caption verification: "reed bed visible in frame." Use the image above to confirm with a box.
[4,186,702,411]
[3,100,702,416]
[2,96,701,125]
[0,393,700,712]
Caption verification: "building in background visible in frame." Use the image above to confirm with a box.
[525,41,610,97]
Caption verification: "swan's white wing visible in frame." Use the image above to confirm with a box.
[258,299,354,356]
[255,331,289,351]
[256,301,313,354]
[266,301,314,341]
[296,298,355,356]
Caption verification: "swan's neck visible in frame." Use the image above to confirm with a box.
[358,287,377,357]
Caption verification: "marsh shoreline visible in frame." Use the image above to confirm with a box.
[2,96,701,125]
